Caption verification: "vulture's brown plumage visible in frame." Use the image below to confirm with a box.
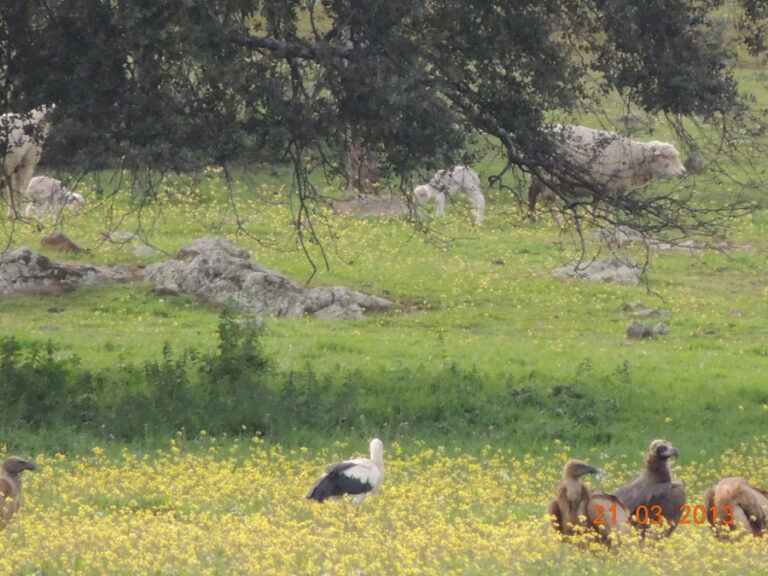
[585,490,632,542]
[703,477,768,538]
[548,459,630,543]
[0,456,36,526]
[613,439,686,536]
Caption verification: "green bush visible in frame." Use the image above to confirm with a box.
[0,311,627,446]
[0,337,86,429]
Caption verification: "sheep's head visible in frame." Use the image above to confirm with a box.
[412,184,435,205]
[648,142,687,179]
[67,192,85,215]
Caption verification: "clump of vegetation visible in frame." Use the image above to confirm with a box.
[0,337,84,428]
[0,310,625,447]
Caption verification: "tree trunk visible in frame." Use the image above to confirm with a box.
[347,134,379,195]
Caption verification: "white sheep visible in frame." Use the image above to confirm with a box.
[528,124,687,225]
[1,105,54,218]
[413,166,485,225]
[24,176,84,219]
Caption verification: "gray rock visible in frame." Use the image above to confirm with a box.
[676,239,706,250]
[651,322,670,335]
[0,247,140,296]
[144,237,393,319]
[176,237,252,261]
[627,321,669,339]
[552,257,641,286]
[314,303,364,320]
[627,323,652,339]
[653,239,711,252]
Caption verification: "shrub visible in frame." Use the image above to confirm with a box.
[0,314,624,446]
[0,337,84,429]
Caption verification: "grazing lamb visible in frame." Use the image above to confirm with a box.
[413,166,485,225]
[1,105,54,218]
[24,176,84,219]
[528,124,687,225]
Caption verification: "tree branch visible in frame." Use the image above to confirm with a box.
[227,32,352,61]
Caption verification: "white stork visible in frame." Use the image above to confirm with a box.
[306,438,385,507]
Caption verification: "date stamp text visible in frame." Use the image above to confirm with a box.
[592,504,734,525]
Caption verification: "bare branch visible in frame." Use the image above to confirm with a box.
[227,32,353,61]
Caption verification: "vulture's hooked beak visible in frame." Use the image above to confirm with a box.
[662,446,679,460]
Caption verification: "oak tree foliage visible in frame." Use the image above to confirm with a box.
[1,0,766,255]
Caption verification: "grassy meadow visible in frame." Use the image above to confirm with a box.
[2,40,768,573]
[0,154,766,573]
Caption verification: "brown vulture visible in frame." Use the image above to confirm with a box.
[306,438,385,508]
[703,477,768,538]
[613,439,686,536]
[0,456,36,526]
[548,459,630,543]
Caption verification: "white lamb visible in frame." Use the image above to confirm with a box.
[1,105,54,218]
[24,176,84,219]
[413,166,485,225]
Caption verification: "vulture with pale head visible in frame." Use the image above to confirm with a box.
[703,477,768,538]
[613,439,686,536]
[0,456,36,526]
[548,459,630,543]
[306,438,385,508]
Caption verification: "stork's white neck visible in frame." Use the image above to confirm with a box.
[369,439,384,471]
